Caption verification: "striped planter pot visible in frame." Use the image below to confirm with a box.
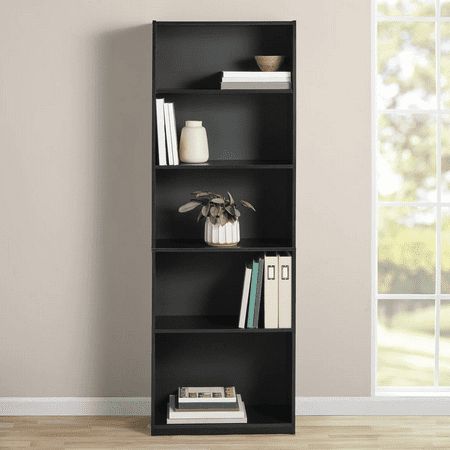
[204,218,240,247]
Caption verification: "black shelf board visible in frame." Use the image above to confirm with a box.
[155,160,293,170]
[155,315,292,333]
[156,89,293,95]
[153,239,293,252]
[152,405,294,435]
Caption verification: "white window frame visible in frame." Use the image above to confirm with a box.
[372,0,450,395]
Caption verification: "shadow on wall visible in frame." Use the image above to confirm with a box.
[94,25,151,396]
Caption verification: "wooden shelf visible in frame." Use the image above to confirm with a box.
[155,315,292,333]
[156,89,293,95]
[153,238,293,252]
[155,160,293,170]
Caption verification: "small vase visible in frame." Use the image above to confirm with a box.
[179,120,209,163]
[204,218,240,247]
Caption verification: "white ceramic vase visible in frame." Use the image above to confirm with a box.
[179,120,209,163]
[204,218,240,247]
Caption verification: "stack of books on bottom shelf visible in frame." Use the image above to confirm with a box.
[167,386,247,424]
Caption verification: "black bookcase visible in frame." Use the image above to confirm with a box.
[151,21,296,436]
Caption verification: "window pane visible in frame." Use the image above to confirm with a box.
[378,22,436,110]
[440,300,450,385]
[378,299,435,386]
[378,0,435,16]
[378,114,436,201]
[442,0,450,16]
[442,116,450,201]
[441,24,450,109]
[378,207,435,294]
[442,209,450,292]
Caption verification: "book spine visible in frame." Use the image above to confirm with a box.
[168,103,179,165]
[222,77,291,82]
[155,98,167,166]
[238,265,252,329]
[169,395,245,419]
[278,254,292,328]
[246,260,259,328]
[252,257,264,328]
[222,71,291,78]
[163,103,174,165]
[221,82,291,89]
[264,255,279,328]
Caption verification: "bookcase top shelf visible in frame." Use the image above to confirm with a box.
[156,89,293,95]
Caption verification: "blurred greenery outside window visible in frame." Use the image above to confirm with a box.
[377,0,450,390]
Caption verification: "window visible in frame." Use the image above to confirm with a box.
[375,0,450,392]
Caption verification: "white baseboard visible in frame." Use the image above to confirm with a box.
[2,396,450,416]
[296,396,450,415]
[0,397,151,416]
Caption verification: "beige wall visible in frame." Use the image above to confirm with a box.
[0,0,371,397]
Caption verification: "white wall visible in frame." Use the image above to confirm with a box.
[0,0,371,397]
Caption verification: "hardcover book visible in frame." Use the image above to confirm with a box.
[246,260,259,328]
[167,395,247,424]
[253,256,264,328]
[178,386,236,403]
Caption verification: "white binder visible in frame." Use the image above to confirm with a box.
[264,255,279,328]
[278,255,292,328]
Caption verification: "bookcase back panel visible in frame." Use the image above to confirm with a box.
[153,333,293,425]
[155,252,267,317]
[155,24,293,89]
[154,170,292,241]
[157,94,292,162]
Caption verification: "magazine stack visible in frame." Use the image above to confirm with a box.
[167,386,247,424]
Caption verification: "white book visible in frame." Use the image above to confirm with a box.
[278,254,292,328]
[163,103,174,165]
[222,76,291,82]
[155,98,167,166]
[221,82,291,90]
[238,265,252,329]
[168,395,245,419]
[264,255,279,329]
[168,103,179,165]
[222,71,291,78]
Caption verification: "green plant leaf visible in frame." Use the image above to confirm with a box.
[178,201,202,213]
[227,191,235,205]
[211,197,225,204]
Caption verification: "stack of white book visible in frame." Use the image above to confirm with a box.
[155,98,179,166]
[220,71,291,90]
[238,253,292,329]
[167,386,247,424]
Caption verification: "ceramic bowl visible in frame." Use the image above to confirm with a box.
[255,55,285,72]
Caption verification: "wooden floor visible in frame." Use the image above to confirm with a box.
[2,416,450,449]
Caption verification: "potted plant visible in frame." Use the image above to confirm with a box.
[178,191,256,247]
